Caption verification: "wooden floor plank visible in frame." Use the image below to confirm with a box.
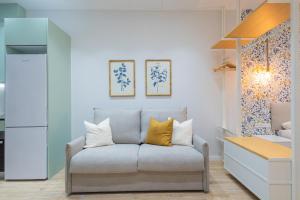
[0,161,258,200]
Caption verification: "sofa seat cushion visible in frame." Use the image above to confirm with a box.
[138,144,204,172]
[70,144,139,174]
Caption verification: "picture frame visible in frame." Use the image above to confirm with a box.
[145,59,172,96]
[109,60,135,97]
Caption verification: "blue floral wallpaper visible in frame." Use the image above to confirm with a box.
[241,21,291,135]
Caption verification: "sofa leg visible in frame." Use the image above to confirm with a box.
[65,184,72,195]
[203,171,209,193]
[65,170,72,195]
[65,180,72,195]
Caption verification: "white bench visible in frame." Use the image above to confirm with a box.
[224,137,292,200]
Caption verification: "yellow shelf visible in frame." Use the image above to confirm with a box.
[211,39,251,49]
[225,1,290,39]
[213,62,236,72]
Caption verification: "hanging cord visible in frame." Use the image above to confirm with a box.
[266,38,269,71]
[221,7,226,63]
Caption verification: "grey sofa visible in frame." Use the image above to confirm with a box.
[65,108,209,194]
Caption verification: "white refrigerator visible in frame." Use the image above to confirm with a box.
[5,54,48,180]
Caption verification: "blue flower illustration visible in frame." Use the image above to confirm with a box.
[113,63,131,91]
[150,65,168,93]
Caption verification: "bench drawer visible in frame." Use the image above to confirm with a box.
[224,140,291,200]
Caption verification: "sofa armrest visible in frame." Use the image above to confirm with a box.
[65,136,85,194]
[193,135,208,155]
[66,136,85,159]
[193,134,209,192]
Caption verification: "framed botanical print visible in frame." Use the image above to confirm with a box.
[145,60,172,96]
[109,60,135,97]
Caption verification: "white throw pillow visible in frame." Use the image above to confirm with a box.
[84,118,114,148]
[281,121,291,130]
[278,129,292,139]
[169,117,193,146]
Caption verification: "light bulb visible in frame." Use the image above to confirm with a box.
[253,71,271,86]
[252,66,271,86]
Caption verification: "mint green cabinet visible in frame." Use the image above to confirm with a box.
[0,3,25,83]
[4,18,71,178]
[0,3,25,19]
[47,20,71,178]
[5,18,47,46]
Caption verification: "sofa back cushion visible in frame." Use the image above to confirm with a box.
[94,108,140,144]
[141,107,187,142]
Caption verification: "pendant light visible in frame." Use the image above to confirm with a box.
[252,39,272,86]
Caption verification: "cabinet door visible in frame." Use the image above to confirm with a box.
[0,22,4,82]
[5,54,47,127]
[5,18,48,46]
[5,127,47,180]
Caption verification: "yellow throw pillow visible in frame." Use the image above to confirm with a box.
[146,118,173,146]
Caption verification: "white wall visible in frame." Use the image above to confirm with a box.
[28,10,223,158]
[223,10,238,133]
[224,70,237,133]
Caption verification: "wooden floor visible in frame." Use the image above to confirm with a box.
[0,161,258,200]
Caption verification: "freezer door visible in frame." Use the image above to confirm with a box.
[5,127,47,180]
[5,54,47,127]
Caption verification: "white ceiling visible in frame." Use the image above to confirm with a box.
[0,0,264,11]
